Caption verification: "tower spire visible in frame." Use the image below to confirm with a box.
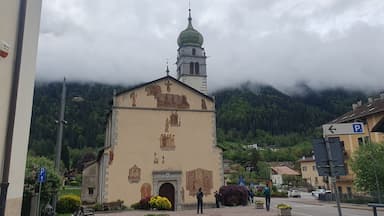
[188,1,192,25]
[165,59,170,76]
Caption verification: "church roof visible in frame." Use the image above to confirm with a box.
[177,9,204,47]
[116,75,214,101]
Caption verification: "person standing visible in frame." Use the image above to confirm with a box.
[214,191,221,208]
[263,183,271,211]
[196,187,204,214]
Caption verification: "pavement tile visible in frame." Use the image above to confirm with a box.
[96,205,278,216]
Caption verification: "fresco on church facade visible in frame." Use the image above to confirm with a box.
[140,183,152,199]
[153,152,159,164]
[160,134,175,150]
[186,168,213,196]
[130,92,137,107]
[109,150,114,165]
[201,99,207,110]
[170,112,181,127]
[128,165,141,183]
[165,80,172,92]
[145,84,190,109]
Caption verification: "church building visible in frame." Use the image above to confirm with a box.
[81,9,224,210]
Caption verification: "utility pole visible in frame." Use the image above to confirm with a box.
[52,78,67,211]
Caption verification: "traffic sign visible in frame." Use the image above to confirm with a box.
[312,138,346,176]
[322,122,364,136]
[38,167,46,183]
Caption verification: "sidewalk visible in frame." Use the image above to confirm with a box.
[289,197,383,212]
[96,205,277,216]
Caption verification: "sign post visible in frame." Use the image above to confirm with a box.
[36,167,46,216]
[324,138,343,216]
[313,122,365,216]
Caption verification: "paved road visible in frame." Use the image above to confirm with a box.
[272,192,383,216]
[97,194,382,216]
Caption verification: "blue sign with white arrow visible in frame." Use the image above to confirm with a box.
[38,167,46,183]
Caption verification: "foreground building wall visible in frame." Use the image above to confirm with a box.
[328,98,384,195]
[0,0,42,215]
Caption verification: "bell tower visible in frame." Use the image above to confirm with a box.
[176,8,208,94]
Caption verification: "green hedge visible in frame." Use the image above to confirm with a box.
[56,194,80,213]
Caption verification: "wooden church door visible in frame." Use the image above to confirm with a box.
[159,183,175,210]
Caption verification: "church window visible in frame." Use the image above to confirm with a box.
[192,48,196,55]
[195,62,199,74]
[190,62,194,74]
[88,187,94,195]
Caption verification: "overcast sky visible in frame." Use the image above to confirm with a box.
[37,0,384,93]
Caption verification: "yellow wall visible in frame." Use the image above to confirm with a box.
[300,160,328,188]
[104,78,223,208]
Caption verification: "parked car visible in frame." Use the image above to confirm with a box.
[312,189,331,198]
[288,189,301,198]
[312,189,325,197]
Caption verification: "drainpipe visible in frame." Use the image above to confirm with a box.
[0,0,27,215]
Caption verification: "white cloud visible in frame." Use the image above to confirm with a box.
[36,0,384,92]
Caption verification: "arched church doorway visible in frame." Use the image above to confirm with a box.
[159,183,175,210]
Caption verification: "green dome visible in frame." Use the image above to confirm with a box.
[177,14,204,47]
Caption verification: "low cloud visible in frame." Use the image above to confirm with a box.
[36,0,384,92]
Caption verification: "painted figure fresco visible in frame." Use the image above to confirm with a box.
[128,165,141,183]
[186,168,213,196]
[130,92,137,107]
[201,99,207,110]
[145,84,190,109]
[140,183,152,199]
[170,112,181,127]
[160,134,175,150]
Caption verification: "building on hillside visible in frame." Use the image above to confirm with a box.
[326,95,384,196]
[0,1,42,215]
[270,166,300,187]
[81,9,224,210]
[298,156,329,189]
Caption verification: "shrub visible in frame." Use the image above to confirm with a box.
[69,180,80,186]
[131,202,140,209]
[56,194,80,213]
[93,203,103,211]
[131,196,151,210]
[277,203,292,209]
[149,196,172,210]
[139,196,151,210]
[272,191,288,197]
[219,185,248,206]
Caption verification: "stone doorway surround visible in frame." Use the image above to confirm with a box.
[152,170,182,210]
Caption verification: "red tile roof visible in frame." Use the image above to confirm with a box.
[271,166,300,175]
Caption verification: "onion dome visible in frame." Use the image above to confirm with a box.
[177,9,204,47]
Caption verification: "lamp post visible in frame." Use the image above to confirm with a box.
[52,78,67,211]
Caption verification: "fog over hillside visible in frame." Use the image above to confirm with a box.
[37,0,384,92]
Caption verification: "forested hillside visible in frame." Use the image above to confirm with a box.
[214,83,366,146]
[28,81,367,167]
